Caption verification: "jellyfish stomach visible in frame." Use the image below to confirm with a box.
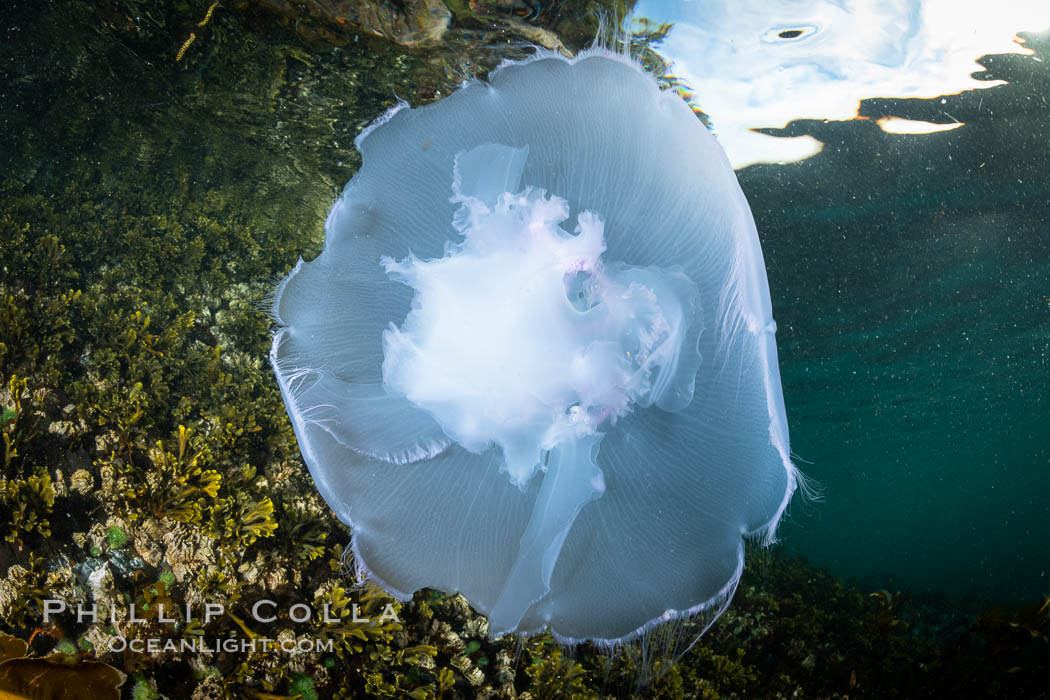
[381,176,701,476]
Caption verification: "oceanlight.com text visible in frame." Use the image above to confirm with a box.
[108,636,335,654]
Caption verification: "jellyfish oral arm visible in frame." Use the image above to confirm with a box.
[488,435,605,636]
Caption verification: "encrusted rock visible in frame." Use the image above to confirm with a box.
[70,468,94,495]
[134,517,166,567]
[497,15,568,55]
[83,624,121,657]
[50,469,69,498]
[85,562,114,604]
[462,609,489,639]
[435,620,465,654]
[190,674,224,700]
[164,524,216,583]
[47,418,76,438]
[462,663,486,687]
[0,569,25,616]
[255,0,451,48]
[44,556,81,604]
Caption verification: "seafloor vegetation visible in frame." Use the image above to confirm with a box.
[0,1,1047,698]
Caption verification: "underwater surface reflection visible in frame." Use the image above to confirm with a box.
[635,0,1050,167]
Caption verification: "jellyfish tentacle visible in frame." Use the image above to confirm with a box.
[287,372,450,464]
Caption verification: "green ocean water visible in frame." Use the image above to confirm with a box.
[740,36,1050,605]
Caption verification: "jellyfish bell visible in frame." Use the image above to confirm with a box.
[271,48,800,644]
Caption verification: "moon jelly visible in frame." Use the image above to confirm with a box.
[270,49,799,643]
